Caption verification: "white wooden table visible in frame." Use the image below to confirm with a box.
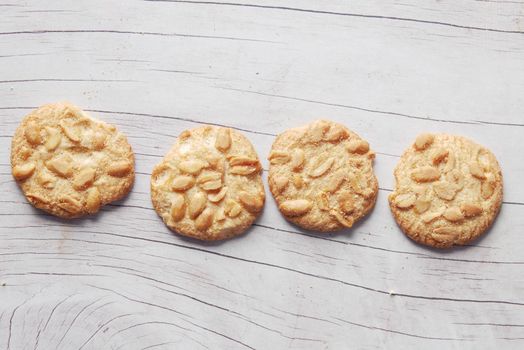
[1,1,523,349]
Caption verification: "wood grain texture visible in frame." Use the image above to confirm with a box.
[1,1,523,349]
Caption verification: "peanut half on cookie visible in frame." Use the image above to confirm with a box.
[268,120,378,232]
[389,134,503,248]
[151,126,265,241]
[11,103,135,218]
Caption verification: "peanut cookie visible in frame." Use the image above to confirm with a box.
[151,126,265,241]
[389,134,503,248]
[268,120,378,232]
[11,103,135,218]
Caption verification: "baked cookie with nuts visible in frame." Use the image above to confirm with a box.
[389,134,503,248]
[11,103,135,218]
[268,120,378,232]
[151,126,265,241]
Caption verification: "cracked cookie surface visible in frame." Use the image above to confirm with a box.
[268,120,378,232]
[389,133,503,248]
[151,126,265,241]
[11,103,135,218]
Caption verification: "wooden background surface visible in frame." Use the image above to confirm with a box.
[1,1,523,349]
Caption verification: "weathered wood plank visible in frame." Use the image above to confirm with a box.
[1,1,523,349]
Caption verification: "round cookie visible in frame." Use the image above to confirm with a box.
[10,103,135,218]
[151,126,265,241]
[268,120,378,232]
[389,133,503,248]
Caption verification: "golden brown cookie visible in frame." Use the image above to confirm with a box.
[268,120,378,232]
[389,133,503,248]
[10,103,135,218]
[151,126,265,241]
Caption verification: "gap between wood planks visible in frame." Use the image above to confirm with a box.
[0,97,522,141]
[0,29,280,44]
[144,0,524,35]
